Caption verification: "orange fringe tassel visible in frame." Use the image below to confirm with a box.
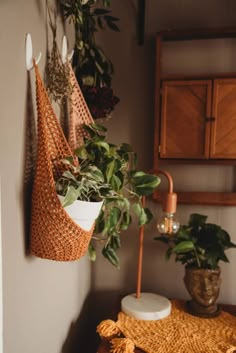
[97,319,121,339]
[111,338,135,353]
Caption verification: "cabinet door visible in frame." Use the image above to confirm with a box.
[160,80,212,159]
[210,79,236,159]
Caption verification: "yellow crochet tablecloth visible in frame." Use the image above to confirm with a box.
[97,300,236,353]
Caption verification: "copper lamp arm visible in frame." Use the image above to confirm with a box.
[136,169,177,299]
[156,169,174,194]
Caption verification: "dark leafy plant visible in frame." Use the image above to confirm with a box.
[56,123,160,267]
[155,213,236,270]
[60,0,120,119]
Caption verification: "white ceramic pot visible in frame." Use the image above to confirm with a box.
[58,195,103,231]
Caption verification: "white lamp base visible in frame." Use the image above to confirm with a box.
[121,292,171,321]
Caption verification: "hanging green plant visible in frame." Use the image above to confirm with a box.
[60,0,120,120]
[55,123,161,267]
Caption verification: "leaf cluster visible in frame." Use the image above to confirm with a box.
[155,213,236,269]
[56,123,160,267]
[60,0,119,88]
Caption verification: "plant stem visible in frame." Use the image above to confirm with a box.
[193,246,201,268]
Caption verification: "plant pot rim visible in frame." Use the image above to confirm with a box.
[57,194,103,204]
[185,266,220,272]
[57,194,103,231]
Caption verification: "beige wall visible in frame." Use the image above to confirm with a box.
[0,1,91,353]
[92,0,236,307]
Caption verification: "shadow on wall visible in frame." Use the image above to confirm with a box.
[21,73,37,256]
[61,290,122,353]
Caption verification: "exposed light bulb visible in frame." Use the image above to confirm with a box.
[157,212,180,235]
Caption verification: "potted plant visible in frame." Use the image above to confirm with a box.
[56,123,161,267]
[61,0,120,120]
[155,213,236,317]
[56,162,107,231]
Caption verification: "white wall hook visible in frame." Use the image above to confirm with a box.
[61,35,74,64]
[25,33,42,71]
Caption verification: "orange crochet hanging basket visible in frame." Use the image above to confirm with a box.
[30,63,94,261]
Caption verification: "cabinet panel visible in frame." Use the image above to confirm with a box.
[154,29,236,206]
[210,78,236,158]
[160,80,212,159]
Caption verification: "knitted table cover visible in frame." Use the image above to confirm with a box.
[97,300,236,353]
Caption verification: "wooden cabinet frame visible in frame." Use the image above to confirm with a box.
[153,27,236,206]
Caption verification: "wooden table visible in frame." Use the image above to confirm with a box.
[97,303,236,353]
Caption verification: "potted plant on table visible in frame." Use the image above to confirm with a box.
[56,123,161,267]
[155,213,236,317]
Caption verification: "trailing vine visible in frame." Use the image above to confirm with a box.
[60,0,120,119]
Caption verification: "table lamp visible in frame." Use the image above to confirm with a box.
[121,169,179,320]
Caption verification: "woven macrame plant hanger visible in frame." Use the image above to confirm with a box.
[30,62,94,261]
[68,62,94,150]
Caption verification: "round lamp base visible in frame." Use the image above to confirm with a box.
[121,292,171,321]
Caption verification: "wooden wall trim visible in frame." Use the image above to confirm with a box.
[153,191,236,206]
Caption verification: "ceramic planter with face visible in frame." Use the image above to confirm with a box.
[184,267,221,317]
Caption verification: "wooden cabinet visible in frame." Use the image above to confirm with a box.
[153,28,236,206]
[160,78,236,160]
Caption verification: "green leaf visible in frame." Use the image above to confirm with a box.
[61,156,74,165]
[75,145,88,159]
[228,241,236,248]
[154,236,170,244]
[143,207,153,224]
[172,241,195,254]
[132,173,161,196]
[133,199,152,226]
[62,171,78,183]
[120,212,132,231]
[93,8,110,15]
[133,202,142,218]
[133,171,145,177]
[88,243,96,262]
[109,207,122,229]
[95,210,105,233]
[176,227,191,240]
[104,15,120,22]
[94,140,110,152]
[111,235,121,250]
[136,206,149,226]
[102,246,120,268]
[106,20,120,31]
[189,214,207,227]
[119,143,134,152]
[82,125,97,138]
[110,174,122,191]
[83,166,104,182]
[62,186,79,207]
[90,123,107,132]
[165,247,173,261]
[106,160,116,182]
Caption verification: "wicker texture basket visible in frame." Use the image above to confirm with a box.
[30,63,94,261]
[68,63,94,150]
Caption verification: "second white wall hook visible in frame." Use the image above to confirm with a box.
[25,33,42,71]
[61,35,74,64]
